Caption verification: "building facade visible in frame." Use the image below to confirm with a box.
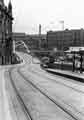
[0,0,14,64]
[47,29,84,50]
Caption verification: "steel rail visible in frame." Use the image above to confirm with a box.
[18,69,83,120]
[25,67,84,94]
[9,70,33,120]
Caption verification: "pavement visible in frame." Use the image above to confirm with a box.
[46,68,84,82]
[0,66,12,120]
[0,53,25,120]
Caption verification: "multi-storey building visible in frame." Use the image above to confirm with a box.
[47,29,84,50]
[0,0,14,64]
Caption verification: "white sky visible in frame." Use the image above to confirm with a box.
[4,0,84,34]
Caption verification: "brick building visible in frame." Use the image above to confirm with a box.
[47,29,84,50]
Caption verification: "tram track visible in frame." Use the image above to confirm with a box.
[9,69,33,120]
[23,67,84,94]
[17,68,84,120]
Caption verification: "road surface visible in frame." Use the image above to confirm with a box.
[5,52,84,120]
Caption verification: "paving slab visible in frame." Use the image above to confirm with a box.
[0,67,12,120]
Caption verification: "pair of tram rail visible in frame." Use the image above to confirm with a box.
[9,68,82,120]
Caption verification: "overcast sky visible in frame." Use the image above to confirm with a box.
[4,0,84,34]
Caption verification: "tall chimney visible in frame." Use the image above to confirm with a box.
[39,24,41,36]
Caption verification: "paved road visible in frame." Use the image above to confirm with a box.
[5,52,84,120]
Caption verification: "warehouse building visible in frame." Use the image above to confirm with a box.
[47,29,84,51]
